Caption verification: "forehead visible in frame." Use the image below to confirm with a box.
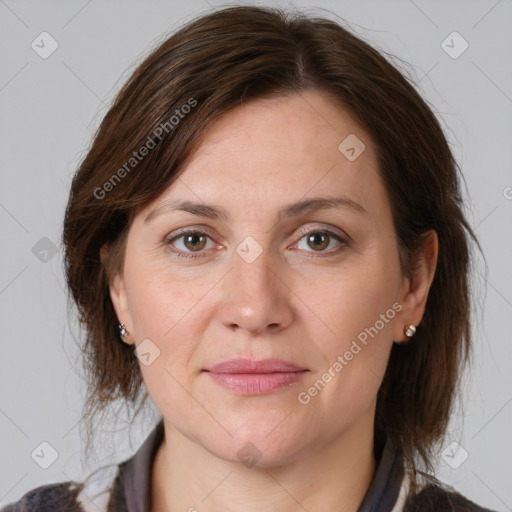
[137,90,388,223]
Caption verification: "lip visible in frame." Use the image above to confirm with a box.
[203,358,309,396]
[205,358,307,374]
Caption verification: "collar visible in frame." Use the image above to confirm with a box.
[111,419,406,512]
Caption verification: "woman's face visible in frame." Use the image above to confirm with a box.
[108,90,430,466]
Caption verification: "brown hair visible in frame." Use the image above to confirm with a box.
[62,5,479,495]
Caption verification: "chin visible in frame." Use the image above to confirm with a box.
[205,429,310,469]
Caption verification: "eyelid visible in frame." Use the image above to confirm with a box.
[292,223,351,243]
[166,225,217,240]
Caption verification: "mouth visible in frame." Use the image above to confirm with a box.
[202,358,309,395]
[203,357,308,374]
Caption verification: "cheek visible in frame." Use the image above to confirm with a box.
[122,256,204,414]
[301,249,400,407]
[314,251,400,346]
[123,249,200,338]
[127,276,172,338]
[122,247,223,361]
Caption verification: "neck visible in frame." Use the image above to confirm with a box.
[151,408,377,512]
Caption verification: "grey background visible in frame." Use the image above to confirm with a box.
[1,0,511,509]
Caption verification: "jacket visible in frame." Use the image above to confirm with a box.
[1,418,497,511]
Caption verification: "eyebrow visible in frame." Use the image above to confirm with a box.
[144,196,367,224]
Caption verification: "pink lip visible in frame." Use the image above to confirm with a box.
[203,358,309,395]
[206,358,307,374]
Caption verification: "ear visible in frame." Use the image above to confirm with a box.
[100,243,134,345]
[394,230,438,342]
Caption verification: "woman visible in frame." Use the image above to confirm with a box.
[2,5,497,512]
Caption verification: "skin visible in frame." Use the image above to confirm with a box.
[104,89,438,512]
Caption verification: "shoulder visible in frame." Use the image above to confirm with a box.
[1,463,119,512]
[1,481,84,512]
[404,483,498,512]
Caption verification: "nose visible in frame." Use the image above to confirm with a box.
[217,244,294,336]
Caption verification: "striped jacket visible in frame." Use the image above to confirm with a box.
[1,419,497,511]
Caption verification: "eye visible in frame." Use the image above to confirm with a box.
[292,228,349,256]
[165,229,216,258]
[164,226,349,259]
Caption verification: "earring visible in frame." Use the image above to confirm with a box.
[404,324,416,337]
[118,323,129,340]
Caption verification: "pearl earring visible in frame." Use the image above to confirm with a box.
[118,323,129,340]
[404,324,416,337]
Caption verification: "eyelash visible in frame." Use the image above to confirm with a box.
[164,226,350,259]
